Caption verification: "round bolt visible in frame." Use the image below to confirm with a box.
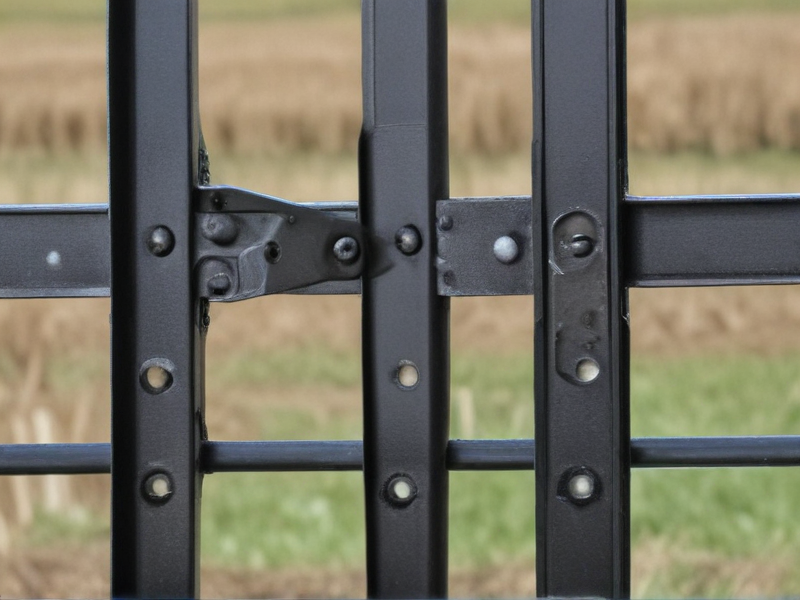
[493,235,519,264]
[395,225,422,256]
[568,473,595,500]
[568,234,594,258]
[437,214,453,231]
[143,472,173,504]
[385,474,417,507]
[147,226,174,257]
[333,236,360,264]
[207,273,232,296]
[264,241,282,264]
[200,214,238,245]
[576,358,600,383]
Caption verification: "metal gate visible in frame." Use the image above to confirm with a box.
[2,0,799,597]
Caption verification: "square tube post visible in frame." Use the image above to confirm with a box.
[360,0,451,596]
[108,1,205,597]
[532,0,630,596]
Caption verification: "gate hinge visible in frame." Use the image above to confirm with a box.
[194,186,364,301]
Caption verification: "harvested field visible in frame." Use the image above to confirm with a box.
[2,14,800,154]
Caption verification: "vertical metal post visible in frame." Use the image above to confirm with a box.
[532,0,630,596]
[108,1,205,597]
[360,0,450,597]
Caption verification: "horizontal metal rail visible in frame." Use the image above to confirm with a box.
[2,437,800,475]
[9,194,800,298]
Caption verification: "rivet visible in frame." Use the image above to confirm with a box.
[395,225,422,255]
[437,215,453,231]
[442,270,456,287]
[385,474,417,507]
[207,272,232,296]
[147,226,174,257]
[568,473,594,500]
[568,233,594,258]
[332,236,359,264]
[46,250,62,269]
[493,235,519,264]
[264,241,282,264]
[200,214,238,245]
[143,472,173,504]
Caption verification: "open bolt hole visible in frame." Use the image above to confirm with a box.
[264,241,282,264]
[558,467,600,506]
[385,474,417,507]
[139,359,174,394]
[143,472,173,503]
[396,361,419,389]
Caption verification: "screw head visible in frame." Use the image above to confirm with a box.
[143,472,173,504]
[201,214,238,245]
[333,236,360,264]
[493,235,519,264]
[395,225,422,255]
[385,474,417,507]
[147,226,174,257]
[207,273,232,296]
[568,234,594,258]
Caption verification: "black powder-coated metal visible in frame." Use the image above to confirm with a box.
[108,1,204,597]
[6,436,800,475]
[359,0,450,596]
[532,0,630,596]
[12,193,800,300]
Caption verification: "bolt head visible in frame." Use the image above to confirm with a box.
[493,235,519,264]
[568,234,594,258]
[207,273,232,296]
[395,225,422,255]
[437,215,453,231]
[201,214,238,245]
[333,236,360,264]
[147,226,174,257]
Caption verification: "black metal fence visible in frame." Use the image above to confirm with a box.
[3,0,800,598]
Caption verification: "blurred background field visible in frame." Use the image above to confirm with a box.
[2,0,800,597]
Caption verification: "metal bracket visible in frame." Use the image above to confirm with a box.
[194,186,365,301]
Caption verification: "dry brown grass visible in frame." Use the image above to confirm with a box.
[3,14,800,155]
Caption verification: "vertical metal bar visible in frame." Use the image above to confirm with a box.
[532,0,630,596]
[108,1,205,597]
[360,0,450,597]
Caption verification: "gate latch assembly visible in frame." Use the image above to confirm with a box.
[194,186,364,301]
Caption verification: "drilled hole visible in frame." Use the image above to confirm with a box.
[576,358,600,383]
[396,362,419,389]
[143,472,173,503]
[140,359,175,394]
[264,241,282,264]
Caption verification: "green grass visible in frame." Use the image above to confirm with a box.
[198,350,800,581]
[21,338,800,593]
[2,0,798,26]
